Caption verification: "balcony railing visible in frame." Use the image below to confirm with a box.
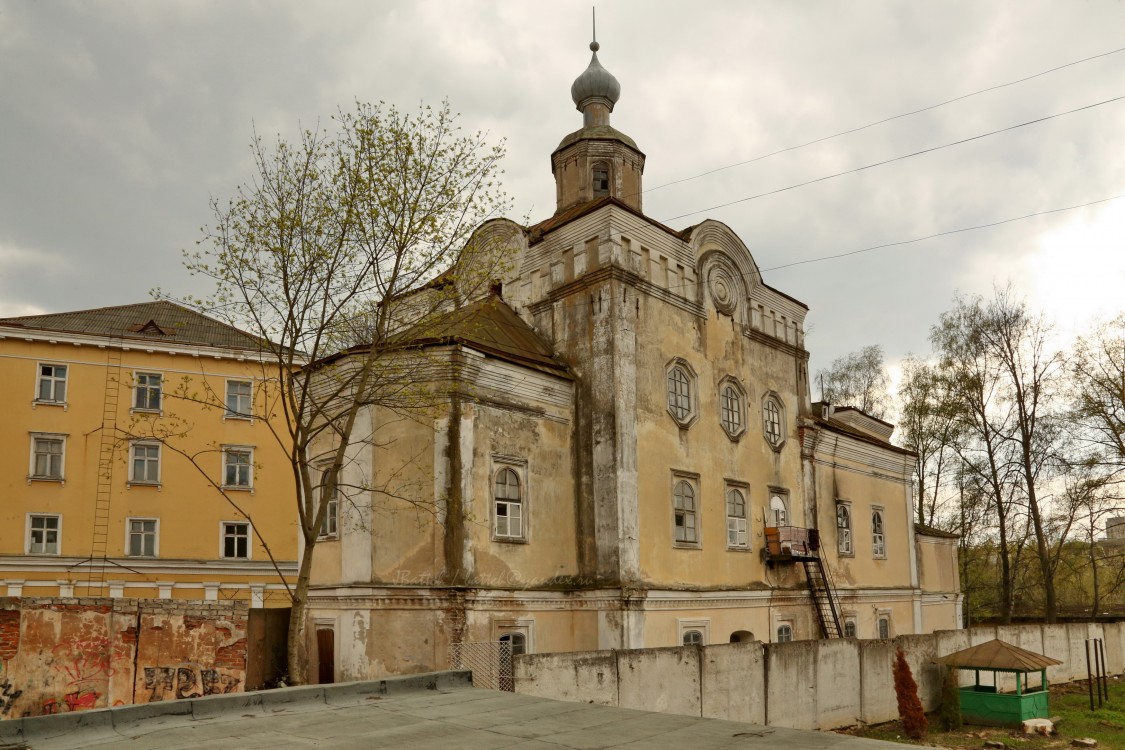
[764,526,821,560]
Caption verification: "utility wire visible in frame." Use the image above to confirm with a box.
[761,193,1125,273]
[643,43,1125,196]
[664,94,1125,223]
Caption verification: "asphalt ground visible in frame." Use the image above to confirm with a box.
[0,673,910,749]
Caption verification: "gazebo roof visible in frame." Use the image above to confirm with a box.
[938,639,1063,672]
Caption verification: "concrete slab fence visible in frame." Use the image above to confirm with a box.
[514,622,1125,730]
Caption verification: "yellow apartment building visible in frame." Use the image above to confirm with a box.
[0,301,297,605]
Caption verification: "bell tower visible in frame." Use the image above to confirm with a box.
[551,38,646,215]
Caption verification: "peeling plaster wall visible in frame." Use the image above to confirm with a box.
[0,597,247,718]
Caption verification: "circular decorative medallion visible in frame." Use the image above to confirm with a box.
[708,266,737,314]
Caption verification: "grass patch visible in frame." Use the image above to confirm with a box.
[835,678,1125,748]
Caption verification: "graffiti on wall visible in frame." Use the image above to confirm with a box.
[143,666,241,701]
[0,676,22,716]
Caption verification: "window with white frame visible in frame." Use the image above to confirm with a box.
[718,378,746,440]
[130,442,160,484]
[225,380,252,418]
[30,434,65,480]
[673,476,699,545]
[872,508,886,558]
[665,359,697,427]
[762,393,785,448]
[493,466,523,540]
[36,364,67,404]
[768,490,789,527]
[726,487,748,549]
[223,447,253,489]
[495,619,533,658]
[776,623,793,643]
[28,514,60,554]
[318,472,339,538]
[677,619,710,645]
[682,629,703,646]
[133,372,162,411]
[222,521,250,559]
[127,518,158,557]
[836,502,853,555]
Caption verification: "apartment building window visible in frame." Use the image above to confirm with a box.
[665,359,697,427]
[836,502,853,555]
[776,623,793,643]
[768,490,789,527]
[762,393,785,448]
[222,521,250,559]
[36,364,67,404]
[30,434,65,480]
[318,475,339,538]
[28,514,60,555]
[127,518,158,557]
[225,380,252,418]
[133,372,162,411]
[493,467,523,540]
[718,377,746,440]
[223,447,253,489]
[672,477,699,545]
[726,487,748,549]
[872,508,886,558]
[130,443,161,484]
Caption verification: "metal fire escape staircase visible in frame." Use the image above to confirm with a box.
[764,526,844,639]
[85,345,123,595]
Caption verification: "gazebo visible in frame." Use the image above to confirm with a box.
[938,639,1063,727]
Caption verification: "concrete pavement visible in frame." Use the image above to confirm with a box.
[0,672,911,749]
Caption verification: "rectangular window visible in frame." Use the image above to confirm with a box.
[222,522,250,559]
[223,447,253,489]
[319,483,339,538]
[37,364,67,403]
[30,434,65,479]
[134,372,162,411]
[127,518,158,557]
[130,442,160,484]
[225,380,252,418]
[28,514,60,554]
[878,616,891,640]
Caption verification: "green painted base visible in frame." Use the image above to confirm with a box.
[960,687,1050,727]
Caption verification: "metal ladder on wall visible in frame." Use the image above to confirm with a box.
[85,345,123,596]
[801,557,843,639]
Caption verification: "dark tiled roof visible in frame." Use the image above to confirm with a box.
[915,523,960,540]
[396,296,570,378]
[0,301,264,352]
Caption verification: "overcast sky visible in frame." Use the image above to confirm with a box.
[2,0,1123,387]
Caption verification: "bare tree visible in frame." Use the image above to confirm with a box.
[165,100,511,683]
[817,344,891,419]
[1072,314,1125,486]
[898,355,963,527]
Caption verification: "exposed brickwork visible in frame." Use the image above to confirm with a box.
[0,609,20,661]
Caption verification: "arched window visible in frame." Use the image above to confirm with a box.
[682,629,703,646]
[592,163,610,197]
[494,468,523,539]
[769,492,788,527]
[673,480,698,544]
[776,624,793,643]
[836,503,852,555]
[871,508,885,558]
[499,632,527,656]
[726,488,748,548]
[844,620,857,638]
[762,394,785,448]
[877,617,890,640]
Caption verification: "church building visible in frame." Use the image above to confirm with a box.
[305,40,961,681]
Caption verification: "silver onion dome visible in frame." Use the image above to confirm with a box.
[570,41,621,111]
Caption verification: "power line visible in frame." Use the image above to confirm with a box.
[761,193,1125,273]
[663,94,1125,223]
[643,43,1125,197]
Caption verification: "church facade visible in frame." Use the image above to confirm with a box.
[305,42,961,681]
